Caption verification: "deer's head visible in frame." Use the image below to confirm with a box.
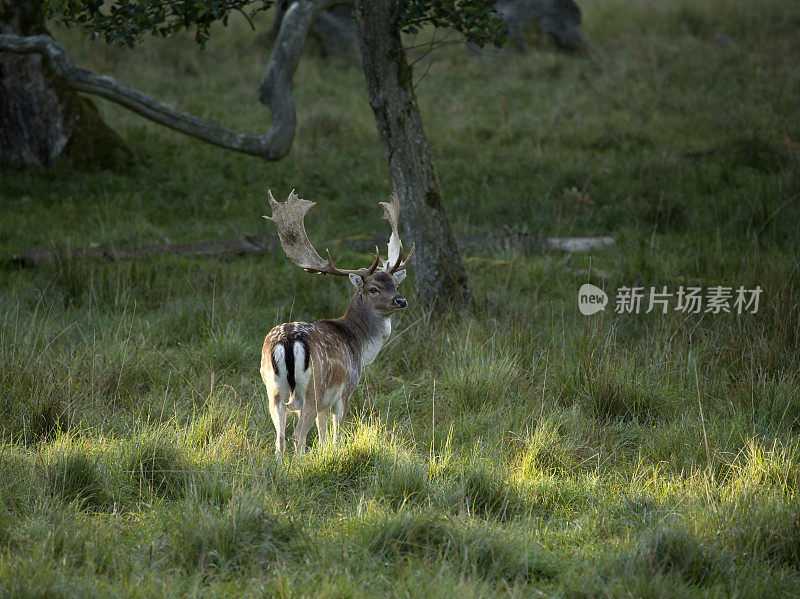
[348,269,407,315]
[263,189,414,314]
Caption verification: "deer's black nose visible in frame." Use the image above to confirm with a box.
[394,296,407,308]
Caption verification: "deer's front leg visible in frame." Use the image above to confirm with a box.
[330,406,342,448]
[330,391,350,447]
[315,409,330,449]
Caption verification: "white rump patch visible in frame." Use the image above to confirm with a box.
[267,343,291,403]
[272,343,286,378]
[293,340,311,390]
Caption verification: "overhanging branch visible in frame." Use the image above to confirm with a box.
[0,0,333,160]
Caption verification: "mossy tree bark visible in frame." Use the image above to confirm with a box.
[0,1,131,168]
[353,0,471,308]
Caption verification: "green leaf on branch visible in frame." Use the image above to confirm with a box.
[42,0,273,47]
[397,0,507,48]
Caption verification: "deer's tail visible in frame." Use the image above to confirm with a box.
[271,335,310,410]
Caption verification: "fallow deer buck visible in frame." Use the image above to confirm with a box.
[261,190,414,459]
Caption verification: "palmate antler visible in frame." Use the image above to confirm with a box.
[379,191,415,273]
[263,189,413,276]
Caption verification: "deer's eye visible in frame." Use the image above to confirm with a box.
[369,286,379,294]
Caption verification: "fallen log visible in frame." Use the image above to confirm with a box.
[8,231,615,268]
[9,236,280,268]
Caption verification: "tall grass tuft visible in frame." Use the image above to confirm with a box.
[167,493,301,573]
[636,525,716,586]
[366,511,456,560]
[45,450,108,510]
[372,454,430,509]
[518,414,586,476]
[297,424,389,491]
[435,457,528,521]
[123,432,187,500]
[557,337,678,424]
[364,511,554,583]
[723,439,800,494]
[439,332,524,415]
[723,496,800,570]
[728,374,800,438]
[0,351,67,444]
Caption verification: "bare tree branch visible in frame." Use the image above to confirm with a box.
[0,0,333,160]
[256,0,333,156]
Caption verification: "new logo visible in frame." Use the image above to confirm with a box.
[578,283,608,315]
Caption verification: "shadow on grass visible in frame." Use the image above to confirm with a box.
[167,493,302,574]
[363,511,555,584]
[46,451,109,510]
[124,434,188,500]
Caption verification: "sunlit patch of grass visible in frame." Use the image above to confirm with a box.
[517,413,589,476]
[295,423,389,491]
[183,395,255,463]
[723,439,800,495]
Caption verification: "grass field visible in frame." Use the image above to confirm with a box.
[1,0,799,596]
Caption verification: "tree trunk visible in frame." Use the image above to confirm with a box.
[352,0,471,308]
[0,1,131,168]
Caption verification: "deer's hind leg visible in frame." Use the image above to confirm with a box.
[293,401,317,456]
[291,365,316,455]
[330,387,351,448]
[265,377,289,460]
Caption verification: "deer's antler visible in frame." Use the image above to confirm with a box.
[378,191,415,273]
[263,190,381,276]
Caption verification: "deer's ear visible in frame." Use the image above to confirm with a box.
[349,273,364,289]
[393,269,407,285]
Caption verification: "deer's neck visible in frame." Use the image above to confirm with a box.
[340,293,391,367]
